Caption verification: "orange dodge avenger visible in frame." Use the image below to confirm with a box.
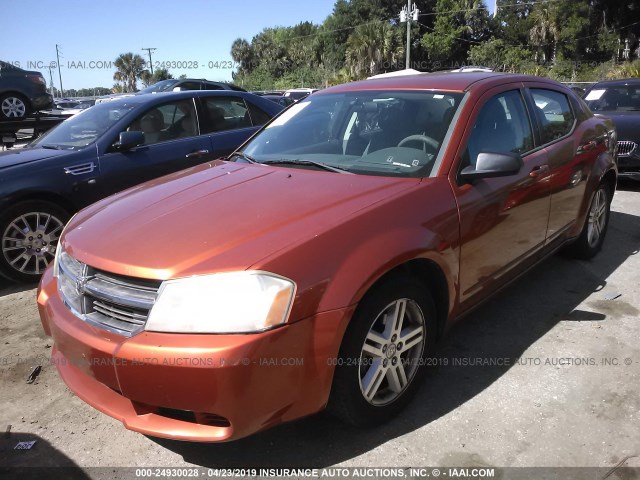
[38,72,617,441]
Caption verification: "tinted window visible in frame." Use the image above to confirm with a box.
[584,85,640,112]
[126,99,198,145]
[204,83,223,90]
[466,90,533,166]
[202,96,251,133]
[531,89,575,144]
[247,102,271,126]
[174,81,201,91]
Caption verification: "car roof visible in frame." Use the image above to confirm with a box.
[320,71,561,94]
[589,78,640,88]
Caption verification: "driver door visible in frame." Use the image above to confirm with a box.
[97,97,210,197]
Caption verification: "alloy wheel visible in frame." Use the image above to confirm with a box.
[1,97,27,118]
[587,188,608,248]
[359,298,426,405]
[2,212,64,276]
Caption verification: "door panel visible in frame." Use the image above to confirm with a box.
[527,88,595,240]
[96,97,210,197]
[451,88,552,307]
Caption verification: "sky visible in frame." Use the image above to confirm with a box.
[1,0,495,92]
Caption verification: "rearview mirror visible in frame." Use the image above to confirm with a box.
[113,131,144,151]
[459,151,523,182]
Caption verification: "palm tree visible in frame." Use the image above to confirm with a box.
[529,4,559,64]
[113,53,148,92]
[346,22,404,79]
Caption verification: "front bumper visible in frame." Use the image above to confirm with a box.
[38,268,351,441]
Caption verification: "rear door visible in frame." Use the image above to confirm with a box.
[523,85,600,243]
[199,95,262,158]
[449,86,552,308]
[97,96,210,196]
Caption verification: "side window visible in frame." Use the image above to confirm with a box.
[126,99,198,145]
[174,81,201,91]
[247,102,271,126]
[465,90,533,167]
[530,89,575,144]
[204,83,223,90]
[203,97,251,133]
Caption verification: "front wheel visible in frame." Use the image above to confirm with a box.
[564,183,611,260]
[0,201,69,282]
[327,276,437,426]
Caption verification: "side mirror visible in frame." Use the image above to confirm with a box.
[113,131,144,151]
[460,151,523,182]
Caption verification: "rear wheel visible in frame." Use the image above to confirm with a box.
[0,93,29,119]
[327,276,436,426]
[0,201,69,282]
[565,183,611,260]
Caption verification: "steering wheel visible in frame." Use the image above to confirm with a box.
[397,134,440,152]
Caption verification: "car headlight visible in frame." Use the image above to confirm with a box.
[145,271,296,334]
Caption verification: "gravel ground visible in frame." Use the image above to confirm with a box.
[0,184,639,479]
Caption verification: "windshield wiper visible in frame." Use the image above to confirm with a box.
[40,144,64,150]
[228,151,258,163]
[261,159,352,174]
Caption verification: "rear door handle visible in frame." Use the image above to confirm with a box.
[529,165,550,178]
[185,149,209,159]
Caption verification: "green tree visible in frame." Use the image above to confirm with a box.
[113,53,148,92]
[421,0,494,65]
[346,21,404,78]
[141,68,174,87]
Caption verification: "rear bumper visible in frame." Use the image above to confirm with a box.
[38,268,352,441]
[30,93,53,111]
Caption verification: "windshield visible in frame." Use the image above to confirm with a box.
[241,90,463,177]
[584,86,640,112]
[139,79,180,94]
[31,102,136,149]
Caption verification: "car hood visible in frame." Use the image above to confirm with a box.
[595,111,640,141]
[63,161,418,279]
[0,147,70,170]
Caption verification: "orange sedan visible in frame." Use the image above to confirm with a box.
[38,72,617,441]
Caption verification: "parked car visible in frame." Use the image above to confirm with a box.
[283,87,318,100]
[95,79,246,104]
[0,61,53,120]
[0,90,282,281]
[262,94,296,107]
[38,72,616,442]
[583,78,640,180]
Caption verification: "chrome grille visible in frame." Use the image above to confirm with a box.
[57,250,160,336]
[617,140,637,157]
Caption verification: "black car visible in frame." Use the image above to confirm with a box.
[95,79,246,104]
[0,90,282,281]
[583,79,640,180]
[0,61,53,120]
[262,95,296,107]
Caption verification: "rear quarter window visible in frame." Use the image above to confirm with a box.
[531,89,575,144]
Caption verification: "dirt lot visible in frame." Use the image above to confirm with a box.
[0,185,639,478]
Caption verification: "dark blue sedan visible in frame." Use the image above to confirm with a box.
[0,90,283,281]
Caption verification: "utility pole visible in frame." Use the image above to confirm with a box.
[400,1,419,70]
[45,66,55,97]
[142,47,156,75]
[55,44,64,98]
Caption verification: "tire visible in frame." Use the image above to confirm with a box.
[565,183,611,260]
[327,276,437,426]
[0,93,30,120]
[0,201,70,282]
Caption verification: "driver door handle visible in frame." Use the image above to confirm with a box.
[185,149,209,159]
[529,165,550,178]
